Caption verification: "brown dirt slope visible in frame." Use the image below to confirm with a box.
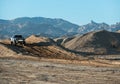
[0,35,75,60]
[0,43,17,56]
[63,30,120,54]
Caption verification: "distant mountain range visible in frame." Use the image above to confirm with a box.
[0,17,120,39]
[0,17,79,38]
[78,20,120,34]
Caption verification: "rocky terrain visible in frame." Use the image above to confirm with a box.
[78,21,120,34]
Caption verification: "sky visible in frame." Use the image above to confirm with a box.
[0,0,120,25]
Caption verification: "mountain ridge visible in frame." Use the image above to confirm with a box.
[0,17,79,38]
[0,17,120,39]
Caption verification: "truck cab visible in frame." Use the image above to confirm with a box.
[11,35,26,46]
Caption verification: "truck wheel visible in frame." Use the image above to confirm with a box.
[14,41,17,46]
[23,43,26,46]
[23,41,26,46]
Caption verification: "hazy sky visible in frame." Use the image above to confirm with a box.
[0,0,120,25]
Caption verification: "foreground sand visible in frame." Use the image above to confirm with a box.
[0,57,120,84]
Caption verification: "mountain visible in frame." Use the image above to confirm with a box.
[62,30,120,54]
[111,22,120,31]
[78,20,120,34]
[0,17,120,39]
[0,17,79,39]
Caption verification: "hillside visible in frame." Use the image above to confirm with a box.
[0,35,76,60]
[63,30,120,54]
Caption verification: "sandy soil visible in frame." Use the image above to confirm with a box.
[0,58,120,84]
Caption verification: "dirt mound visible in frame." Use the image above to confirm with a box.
[26,35,50,43]
[0,35,75,60]
[25,35,75,59]
[0,43,17,56]
[64,30,120,54]
[26,35,56,46]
